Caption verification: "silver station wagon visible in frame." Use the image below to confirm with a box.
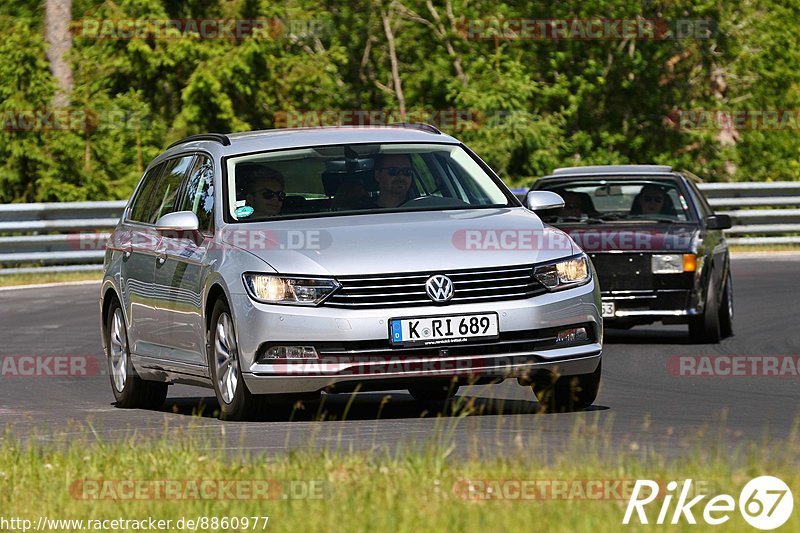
[100,124,603,420]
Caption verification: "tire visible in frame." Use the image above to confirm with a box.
[718,275,734,339]
[408,380,459,403]
[106,299,168,409]
[531,361,601,413]
[208,299,267,421]
[689,287,722,343]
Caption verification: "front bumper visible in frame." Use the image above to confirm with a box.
[602,289,699,323]
[229,279,602,394]
[241,350,601,394]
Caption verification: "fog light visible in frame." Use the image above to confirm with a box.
[556,327,589,344]
[263,346,319,359]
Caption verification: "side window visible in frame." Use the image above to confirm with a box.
[177,155,215,231]
[689,181,713,217]
[128,162,166,223]
[150,155,196,224]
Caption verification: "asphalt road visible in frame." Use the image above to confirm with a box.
[1,255,798,457]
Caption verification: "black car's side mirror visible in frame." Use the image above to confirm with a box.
[706,214,732,230]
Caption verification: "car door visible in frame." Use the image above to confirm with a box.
[687,179,728,299]
[119,161,167,358]
[152,154,215,367]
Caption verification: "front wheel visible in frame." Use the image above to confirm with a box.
[208,299,266,420]
[718,275,734,339]
[689,288,722,343]
[531,361,601,413]
[106,300,168,409]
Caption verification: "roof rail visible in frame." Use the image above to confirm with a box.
[552,165,673,176]
[166,133,231,150]
[388,122,442,135]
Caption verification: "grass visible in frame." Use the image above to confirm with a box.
[0,270,101,288]
[1,415,797,532]
[730,244,800,253]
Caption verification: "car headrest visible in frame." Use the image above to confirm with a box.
[322,170,376,197]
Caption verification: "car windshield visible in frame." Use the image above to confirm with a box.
[537,178,695,223]
[226,143,512,221]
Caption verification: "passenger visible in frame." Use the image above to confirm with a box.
[374,154,413,208]
[238,164,286,217]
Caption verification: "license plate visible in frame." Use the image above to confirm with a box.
[390,313,499,347]
[601,301,616,318]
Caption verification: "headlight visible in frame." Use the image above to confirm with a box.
[533,254,591,291]
[651,254,696,274]
[243,274,340,305]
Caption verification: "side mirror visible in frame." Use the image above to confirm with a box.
[706,214,732,230]
[525,190,565,212]
[154,211,200,232]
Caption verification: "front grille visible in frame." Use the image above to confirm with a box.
[589,253,653,291]
[324,264,548,309]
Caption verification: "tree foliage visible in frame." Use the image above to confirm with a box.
[1,0,798,201]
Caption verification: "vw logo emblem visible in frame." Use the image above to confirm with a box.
[425,274,454,302]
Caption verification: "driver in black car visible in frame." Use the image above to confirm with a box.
[631,184,677,217]
[374,154,414,208]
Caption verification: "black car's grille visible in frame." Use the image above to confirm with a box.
[589,253,653,291]
[324,264,548,309]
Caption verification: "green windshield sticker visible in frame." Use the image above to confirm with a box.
[235,205,254,218]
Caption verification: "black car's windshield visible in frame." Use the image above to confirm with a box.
[537,178,696,223]
[226,143,512,221]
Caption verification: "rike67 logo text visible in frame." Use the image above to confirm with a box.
[623,476,794,530]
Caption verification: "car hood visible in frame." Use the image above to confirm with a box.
[555,222,699,253]
[219,208,577,276]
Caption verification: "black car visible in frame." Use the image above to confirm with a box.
[530,165,733,343]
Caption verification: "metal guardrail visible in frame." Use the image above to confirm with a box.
[1,184,798,274]
[0,201,125,274]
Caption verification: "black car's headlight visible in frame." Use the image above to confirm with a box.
[533,253,591,291]
[651,253,697,274]
[243,274,340,305]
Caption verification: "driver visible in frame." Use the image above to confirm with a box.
[634,184,667,216]
[374,154,413,208]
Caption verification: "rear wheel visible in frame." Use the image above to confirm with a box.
[209,299,267,420]
[408,380,459,403]
[106,299,168,409]
[531,361,601,413]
